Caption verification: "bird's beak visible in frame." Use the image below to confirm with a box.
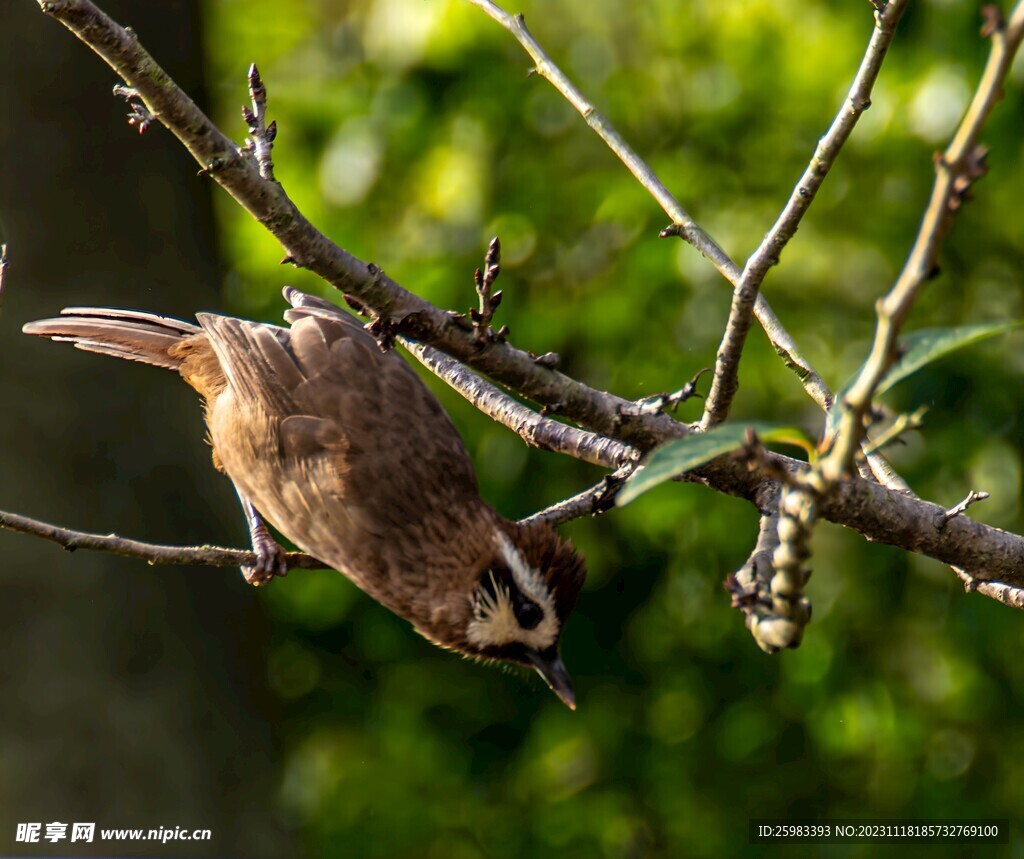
[526,648,576,710]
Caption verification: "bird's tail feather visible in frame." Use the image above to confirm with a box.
[23,307,201,371]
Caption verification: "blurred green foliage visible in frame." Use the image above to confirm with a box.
[200,0,1024,855]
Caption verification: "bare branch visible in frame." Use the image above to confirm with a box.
[861,406,927,457]
[464,0,836,413]
[467,0,906,493]
[864,451,913,493]
[621,369,710,418]
[7,440,1024,585]
[0,508,324,570]
[700,0,909,429]
[824,1,1024,479]
[400,337,636,469]
[939,490,990,527]
[462,1,732,275]
[471,237,503,343]
[0,465,637,573]
[520,462,638,528]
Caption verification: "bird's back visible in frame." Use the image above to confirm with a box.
[198,301,492,617]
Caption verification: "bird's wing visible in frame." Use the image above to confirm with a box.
[284,310,481,499]
[278,290,480,497]
[196,313,304,415]
[200,302,481,521]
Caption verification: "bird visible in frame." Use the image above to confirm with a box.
[23,287,586,708]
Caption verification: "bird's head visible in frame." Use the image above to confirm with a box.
[456,521,586,709]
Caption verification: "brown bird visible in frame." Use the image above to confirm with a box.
[24,288,586,708]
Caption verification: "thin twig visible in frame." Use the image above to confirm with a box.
[241,63,277,181]
[864,453,913,492]
[699,0,909,429]
[463,0,836,413]
[400,336,636,469]
[939,489,990,527]
[466,0,903,490]
[471,237,503,343]
[520,461,638,528]
[0,508,324,570]
[621,369,710,418]
[462,1,732,275]
[824,2,1024,480]
[860,406,927,457]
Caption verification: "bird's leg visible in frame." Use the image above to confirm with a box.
[236,490,289,586]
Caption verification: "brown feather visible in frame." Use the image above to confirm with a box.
[24,289,587,681]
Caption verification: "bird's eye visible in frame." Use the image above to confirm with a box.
[515,600,542,630]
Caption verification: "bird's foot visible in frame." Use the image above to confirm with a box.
[242,534,290,587]
[236,493,289,587]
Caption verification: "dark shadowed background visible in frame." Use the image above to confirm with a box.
[2,1,1024,857]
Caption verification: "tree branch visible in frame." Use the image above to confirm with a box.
[463,0,837,415]
[7,444,1024,602]
[464,0,731,270]
[954,567,1024,609]
[400,337,635,469]
[0,508,325,570]
[699,0,909,429]
[465,0,903,489]
[521,461,637,528]
[824,1,1024,479]
[701,451,1024,589]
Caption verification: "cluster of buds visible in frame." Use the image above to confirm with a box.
[471,237,506,343]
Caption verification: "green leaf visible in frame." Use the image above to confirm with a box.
[827,320,1023,433]
[876,320,1023,395]
[616,423,811,507]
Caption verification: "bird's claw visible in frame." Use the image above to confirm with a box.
[242,538,289,587]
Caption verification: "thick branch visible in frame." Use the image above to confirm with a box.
[692,449,1024,588]
[700,0,909,428]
